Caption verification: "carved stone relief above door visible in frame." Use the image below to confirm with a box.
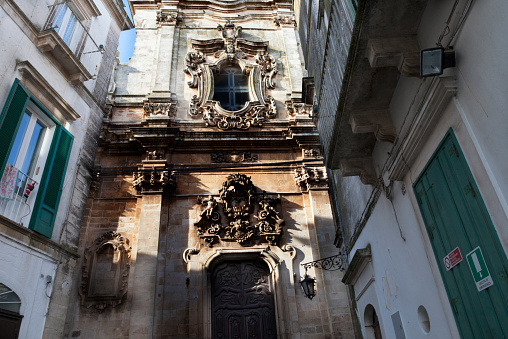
[194,174,284,247]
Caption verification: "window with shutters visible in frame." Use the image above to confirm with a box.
[0,80,73,238]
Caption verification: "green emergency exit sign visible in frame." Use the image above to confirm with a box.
[466,247,494,292]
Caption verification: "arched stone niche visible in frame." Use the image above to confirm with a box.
[79,231,132,311]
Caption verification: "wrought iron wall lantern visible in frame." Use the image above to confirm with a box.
[299,272,316,300]
[299,252,347,299]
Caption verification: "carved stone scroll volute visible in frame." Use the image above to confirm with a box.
[79,232,132,311]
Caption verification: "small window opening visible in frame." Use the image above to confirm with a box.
[213,65,249,111]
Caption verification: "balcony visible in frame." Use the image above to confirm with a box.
[0,165,38,227]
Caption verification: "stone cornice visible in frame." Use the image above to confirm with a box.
[0,215,79,260]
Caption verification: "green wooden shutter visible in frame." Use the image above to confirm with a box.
[29,126,73,238]
[0,79,30,178]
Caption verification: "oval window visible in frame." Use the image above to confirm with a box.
[213,65,249,111]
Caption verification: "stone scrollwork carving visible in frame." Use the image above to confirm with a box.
[145,150,164,160]
[79,232,131,311]
[156,11,183,25]
[293,166,328,192]
[143,102,177,117]
[256,54,277,89]
[132,169,176,194]
[193,174,284,247]
[183,21,278,130]
[184,52,206,88]
[274,15,297,28]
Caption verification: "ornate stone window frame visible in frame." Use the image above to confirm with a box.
[79,232,132,311]
[184,21,278,130]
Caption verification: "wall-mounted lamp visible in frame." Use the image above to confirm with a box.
[420,47,456,77]
[299,272,316,300]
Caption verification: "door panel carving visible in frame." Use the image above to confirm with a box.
[212,261,277,339]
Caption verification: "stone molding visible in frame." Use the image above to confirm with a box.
[184,20,278,130]
[16,61,80,122]
[293,166,328,192]
[79,232,131,311]
[388,76,457,181]
[194,174,284,247]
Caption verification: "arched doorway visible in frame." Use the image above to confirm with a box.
[364,304,382,339]
[211,259,277,339]
[0,283,23,339]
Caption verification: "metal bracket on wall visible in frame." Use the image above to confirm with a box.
[301,252,347,272]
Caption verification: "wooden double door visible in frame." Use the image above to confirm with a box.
[414,131,508,338]
[211,260,277,339]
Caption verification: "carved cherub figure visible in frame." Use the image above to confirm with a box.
[198,195,218,219]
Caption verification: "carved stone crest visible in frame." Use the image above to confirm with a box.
[183,21,278,130]
[294,166,328,192]
[79,232,131,311]
[193,174,284,247]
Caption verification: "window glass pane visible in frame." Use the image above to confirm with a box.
[53,4,67,32]
[62,13,77,44]
[0,283,21,313]
[234,74,248,88]
[214,92,230,110]
[21,120,45,176]
[235,93,249,110]
[213,65,249,111]
[7,113,30,166]
[215,74,230,89]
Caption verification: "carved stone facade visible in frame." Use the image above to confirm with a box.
[66,1,354,338]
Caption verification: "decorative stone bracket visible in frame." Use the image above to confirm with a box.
[79,232,131,311]
[293,166,328,192]
[132,169,176,194]
[143,100,177,118]
[274,15,297,28]
[156,11,183,26]
[367,37,420,77]
[194,174,284,247]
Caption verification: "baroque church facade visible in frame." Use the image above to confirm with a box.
[64,0,355,338]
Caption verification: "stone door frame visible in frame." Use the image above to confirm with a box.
[187,248,289,338]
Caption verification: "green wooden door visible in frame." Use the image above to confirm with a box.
[414,130,508,339]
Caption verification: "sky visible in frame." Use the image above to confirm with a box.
[118,0,136,63]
